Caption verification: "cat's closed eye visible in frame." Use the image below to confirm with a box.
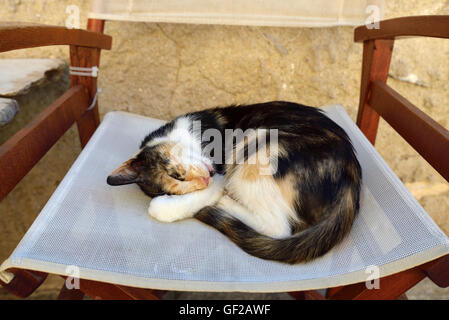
[166,164,187,181]
[168,171,185,181]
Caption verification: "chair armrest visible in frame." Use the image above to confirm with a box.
[0,86,90,201]
[355,15,449,42]
[0,22,112,53]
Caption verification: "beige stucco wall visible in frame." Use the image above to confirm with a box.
[0,0,448,298]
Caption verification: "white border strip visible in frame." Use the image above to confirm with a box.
[87,12,364,28]
[1,245,447,292]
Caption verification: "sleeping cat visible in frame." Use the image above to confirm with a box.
[107,101,362,264]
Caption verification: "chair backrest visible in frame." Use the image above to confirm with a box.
[0,23,111,201]
[354,16,449,182]
[88,0,383,27]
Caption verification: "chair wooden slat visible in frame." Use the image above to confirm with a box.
[0,86,89,201]
[356,39,394,144]
[368,80,449,182]
[0,22,112,53]
[355,15,449,42]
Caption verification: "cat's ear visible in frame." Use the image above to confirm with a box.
[107,159,140,186]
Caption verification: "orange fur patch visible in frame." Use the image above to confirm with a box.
[276,173,296,211]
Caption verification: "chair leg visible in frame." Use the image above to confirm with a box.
[289,290,325,300]
[152,290,167,299]
[327,255,449,299]
[0,268,48,298]
[422,254,449,288]
[57,275,162,300]
[70,278,161,300]
[69,45,101,148]
[57,283,85,300]
[76,279,135,300]
[328,267,425,300]
[116,285,160,300]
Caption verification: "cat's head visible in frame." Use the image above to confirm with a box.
[107,142,215,197]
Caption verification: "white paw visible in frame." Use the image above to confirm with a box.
[147,195,179,223]
[147,174,226,223]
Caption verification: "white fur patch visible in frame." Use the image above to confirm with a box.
[224,166,295,238]
[146,117,198,150]
[146,116,212,173]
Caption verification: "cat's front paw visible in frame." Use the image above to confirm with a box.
[148,195,179,223]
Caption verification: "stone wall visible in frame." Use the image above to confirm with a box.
[0,0,448,298]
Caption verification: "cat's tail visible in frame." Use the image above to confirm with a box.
[194,188,359,264]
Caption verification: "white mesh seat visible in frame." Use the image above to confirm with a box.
[1,104,448,292]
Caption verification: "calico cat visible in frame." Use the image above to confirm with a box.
[107,101,362,264]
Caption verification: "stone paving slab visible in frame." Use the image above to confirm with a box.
[0,58,66,97]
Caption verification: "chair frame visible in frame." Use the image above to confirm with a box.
[0,16,448,300]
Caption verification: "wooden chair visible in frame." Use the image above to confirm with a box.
[0,15,448,300]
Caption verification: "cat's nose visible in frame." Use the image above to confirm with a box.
[204,162,215,176]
